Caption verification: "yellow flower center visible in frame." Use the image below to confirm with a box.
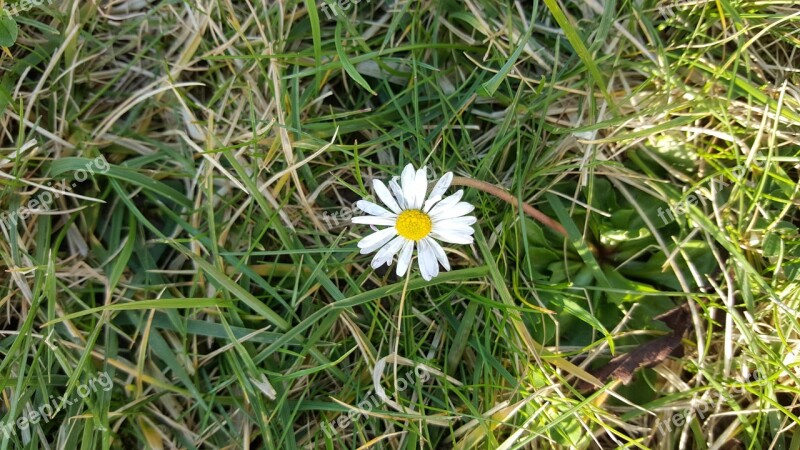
[395,210,432,241]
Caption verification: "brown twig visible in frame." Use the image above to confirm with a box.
[577,304,691,392]
[450,176,568,237]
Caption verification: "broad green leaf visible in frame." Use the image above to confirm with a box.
[0,12,17,47]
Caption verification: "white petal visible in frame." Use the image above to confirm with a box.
[373,179,402,214]
[429,172,453,199]
[389,178,406,209]
[371,235,405,268]
[430,202,475,221]
[431,229,474,244]
[425,237,450,271]
[400,164,417,209]
[356,200,395,218]
[434,225,475,237]
[411,166,428,209]
[395,240,414,277]
[434,216,477,227]
[417,239,439,280]
[416,239,431,280]
[427,190,464,216]
[357,227,397,254]
[432,221,476,235]
[423,172,453,212]
[351,216,397,226]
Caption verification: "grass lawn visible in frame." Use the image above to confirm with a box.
[1,0,799,448]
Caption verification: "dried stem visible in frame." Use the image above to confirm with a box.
[451,176,568,237]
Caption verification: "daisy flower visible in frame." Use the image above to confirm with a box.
[353,164,476,280]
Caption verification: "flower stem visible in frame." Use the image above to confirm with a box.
[450,176,569,238]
